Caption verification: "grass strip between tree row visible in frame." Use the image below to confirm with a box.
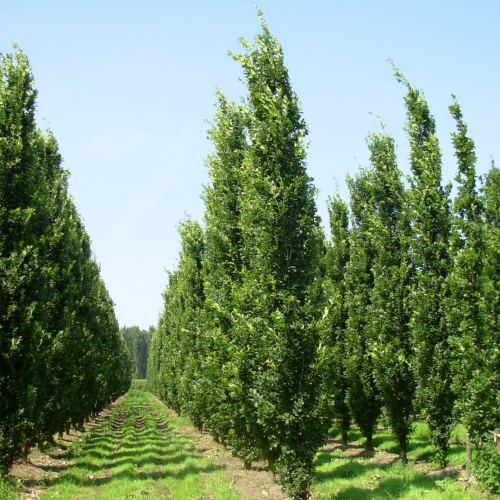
[29,389,241,500]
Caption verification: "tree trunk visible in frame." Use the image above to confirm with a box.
[268,450,277,481]
[399,437,407,462]
[465,429,472,476]
[342,429,348,448]
[365,434,374,452]
[37,436,45,453]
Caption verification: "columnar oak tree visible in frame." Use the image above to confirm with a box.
[366,130,414,460]
[151,219,205,424]
[0,48,45,471]
[446,99,488,470]
[228,12,328,498]
[396,68,453,466]
[344,168,381,452]
[323,194,351,446]
[480,163,500,444]
[201,92,258,457]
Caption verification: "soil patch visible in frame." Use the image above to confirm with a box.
[135,417,146,430]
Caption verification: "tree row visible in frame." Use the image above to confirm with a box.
[323,71,500,479]
[148,13,326,499]
[147,15,500,500]
[0,48,131,475]
[121,325,154,379]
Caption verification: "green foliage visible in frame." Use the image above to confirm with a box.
[121,325,154,379]
[201,91,249,450]
[344,167,381,450]
[148,218,206,429]
[0,47,45,473]
[149,11,327,499]
[130,379,148,390]
[323,194,351,445]
[366,130,414,460]
[447,98,488,447]
[0,47,130,474]
[227,12,327,499]
[472,441,500,494]
[145,20,500,497]
[395,66,454,467]
[480,163,500,439]
[341,127,414,460]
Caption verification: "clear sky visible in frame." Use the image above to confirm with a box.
[2,1,498,330]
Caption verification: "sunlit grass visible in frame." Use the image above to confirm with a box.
[39,389,241,500]
[313,421,481,499]
[315,457,478,499]
[0,475,19,499]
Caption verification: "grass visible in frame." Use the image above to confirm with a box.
[5,390,494,499]
[315,457,475,499]
[37,389,242,500]
[313,422,484,499]
[0,475,20,499]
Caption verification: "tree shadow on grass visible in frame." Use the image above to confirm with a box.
[43,458,221,489]
[335,475,439,499]
[315,450,466,499]
[448,444,466,461]
[36,393,233,497]
[315,460,386,483]
[41,417,224,491]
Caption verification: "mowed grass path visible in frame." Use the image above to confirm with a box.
[39,389,241,500]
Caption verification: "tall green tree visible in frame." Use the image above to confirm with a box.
[480,162,500,442]
[367,130,414,460]
[323,194,351,446]
[173,219,206,430]
[0,48,130,473]
[344,168,381,452]
[148,219,205,429]
[121,325,154,379]
[447,98,488,469]
[395,67,453,466]
[0,48,51,471]
[201,92,254,453]
[228,11,327,498]
[148,272,180,406]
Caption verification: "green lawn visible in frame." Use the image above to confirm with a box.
[37,389,241,500]
[313,422,483,499]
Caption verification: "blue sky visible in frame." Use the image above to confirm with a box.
[2,1,498,330]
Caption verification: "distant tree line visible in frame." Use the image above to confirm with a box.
[0,48,131,475]
[147,13,500,499]
[121,325,154,379]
